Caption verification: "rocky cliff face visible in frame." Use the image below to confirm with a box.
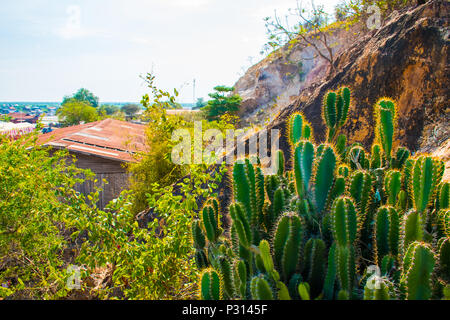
[234,0,449,180]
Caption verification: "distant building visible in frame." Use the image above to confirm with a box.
[8,112,40,124]
[37,119,147,209]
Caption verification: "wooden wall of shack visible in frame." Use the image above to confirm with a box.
[51,150,131,209]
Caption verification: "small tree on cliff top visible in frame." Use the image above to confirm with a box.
[201,86,242,121]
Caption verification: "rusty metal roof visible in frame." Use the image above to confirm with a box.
[37,119,147,162]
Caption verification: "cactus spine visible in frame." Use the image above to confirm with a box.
[401,242,435,300]
[374,206,399,264]
[331,196,357,295]
[273,212,303,282]
[375,99,396,162]
[410,156,443,213]
[322,87,350,142]
[200,269,222,300]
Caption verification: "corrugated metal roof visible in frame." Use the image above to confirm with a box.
[37,119,147,162]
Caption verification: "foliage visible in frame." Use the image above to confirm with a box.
[201,86,242,121]
[262,1,340,74]
[121,104,141,119]
[65,162,227,299]
[334,0,413,22]
[0,133,95,299]
[262,0,414,75]
[194,98,207,110]
[62,88,99,108]
[56,99,99,126]
[128,75,237,214]
[98,104,120,116]
[192,86,449,300]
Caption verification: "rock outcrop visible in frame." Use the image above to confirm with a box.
[235,0,449,180]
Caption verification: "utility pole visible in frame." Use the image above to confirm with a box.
[193,78,196,108]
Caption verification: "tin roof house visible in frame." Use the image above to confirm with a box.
[38,118,147,209]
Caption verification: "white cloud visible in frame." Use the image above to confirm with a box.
[55,5,113,40]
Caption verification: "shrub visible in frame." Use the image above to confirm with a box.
[0,133,95,299]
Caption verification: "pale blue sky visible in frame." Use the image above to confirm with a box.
[0,0,340,103]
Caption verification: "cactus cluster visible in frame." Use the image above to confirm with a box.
[191,87,449,300]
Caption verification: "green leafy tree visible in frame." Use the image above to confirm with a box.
[62,88,100,108]
[121,103,141,119]
[98,104,120,116]
[56,99,99,126]
[194,98,207,110]
[201,86,242,121]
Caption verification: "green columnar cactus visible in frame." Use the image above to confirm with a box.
[438,182,450,210]
[288,112,313,146]
[322,87,351,142]
[331,197,357,294]
[298,282,311,300]
[255,167,265,224]
[312,145,336,213]
[195,250,209,269]
[323,243,337,300]
[192,219,209,268]
[337,164,350,178]
[288,113,303,145]
[374,206,399,264]
[200,269,222,300]
[328,176,346,210]
[384,170,402,206]
[229,202,252,248]
[233,160,257,225]
[401,242,435,300]
[380,255,396,276]
[303,124,312,140]
[363,279,393,300]
[349,170,373,229]
[302,238,326,298]
[370,144,382,169]
[202,204,222,243]
[335,134,347,158]
[192,220,206,250]
[391,147,410,169]
[250,275,274,300]
[331,197,358,247]
[217,256,234,299]
[270,188,285,228]
[273,212,304,282]
[401,209,424,255]
[275,150,285,176]
[233,259,247,299]
[410,156,444,213]
[439,209,450,237]
[347,145,366,170]
[258,240,275,275]
[293,140,314,197]
[437,237,450,282]
[375,99,396,162]
[397,190,408,210]
[264,175,280,204]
